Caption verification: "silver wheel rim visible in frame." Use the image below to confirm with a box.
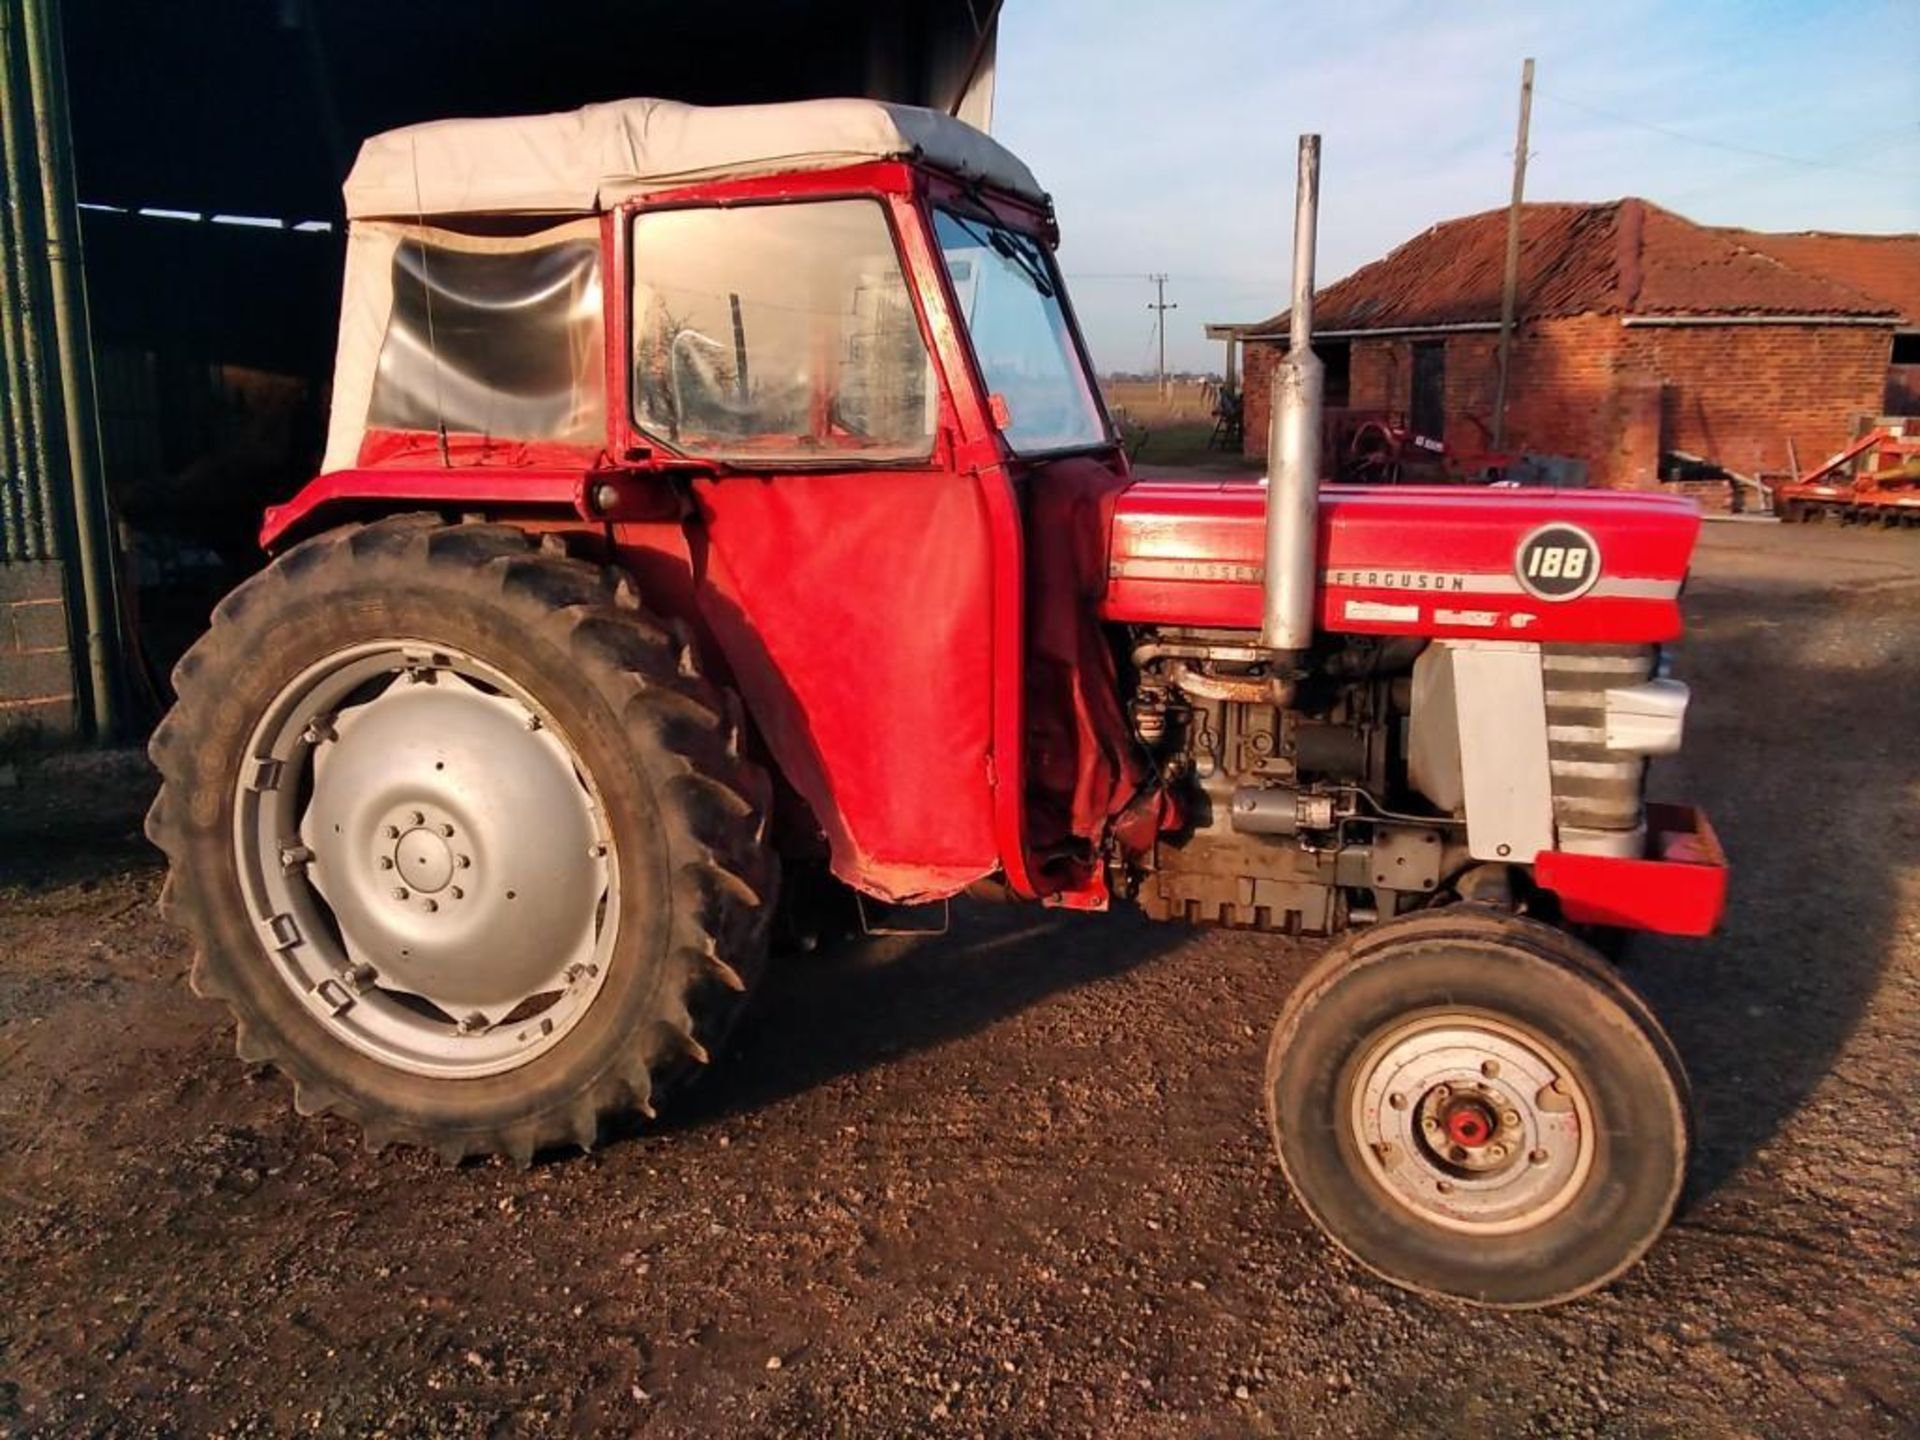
[233,640,619,1078]
[1348,1011,1596,1235]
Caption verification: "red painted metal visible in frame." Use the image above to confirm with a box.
[261,465,598,548]
[1104,481,1699,643]
[1774,426,1920,521]
[1533,804,1727,937]
[1445,1103,1493,1147]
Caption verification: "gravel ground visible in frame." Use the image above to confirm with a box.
[1,521,1915,1438]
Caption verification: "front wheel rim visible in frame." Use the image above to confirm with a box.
[233,639,621,1079]
[1347,1010,1597,1235]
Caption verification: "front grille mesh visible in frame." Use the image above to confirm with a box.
[1541,645,1656,831]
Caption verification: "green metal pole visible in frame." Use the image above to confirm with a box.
[0,174,24,558]
[21,0,117,736]
[0,3,56,562]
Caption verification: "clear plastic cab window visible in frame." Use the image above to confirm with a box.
[631,200,937,463]
[933,210,1107,456]
[366,221,606,446]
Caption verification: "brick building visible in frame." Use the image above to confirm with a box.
[1240,199,1920,492]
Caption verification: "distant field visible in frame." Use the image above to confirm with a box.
[1101,378,1218,425]
[1100,378,1257,472]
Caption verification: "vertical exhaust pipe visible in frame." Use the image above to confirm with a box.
[1260,134,1323,655]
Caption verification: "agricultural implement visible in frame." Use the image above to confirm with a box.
[148,101,1726,1307]
[1775,425,1920,525]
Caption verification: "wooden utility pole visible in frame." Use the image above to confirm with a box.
[1491,56,1534,450]
[1147,273,1176,397]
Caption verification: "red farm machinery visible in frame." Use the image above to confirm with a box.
[1774,424,1920,525]
[147,102,1727,1307]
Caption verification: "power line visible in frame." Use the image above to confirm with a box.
[1536,90,1917,180]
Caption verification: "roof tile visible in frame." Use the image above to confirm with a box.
[1247,199,1912,336]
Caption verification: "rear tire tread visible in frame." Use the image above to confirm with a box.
[146,515,776,1164]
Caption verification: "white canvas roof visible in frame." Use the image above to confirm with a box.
[343,97,1044,219]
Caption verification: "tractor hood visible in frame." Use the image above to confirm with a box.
[1101,480,1701,645]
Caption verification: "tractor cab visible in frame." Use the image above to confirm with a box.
[268,97,1138,906]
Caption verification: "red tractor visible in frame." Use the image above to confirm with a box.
[147,101,1726,1308]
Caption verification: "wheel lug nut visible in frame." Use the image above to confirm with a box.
[440,823,455,837]
[1436,1180,1454,1194]
[1487,1143,1506,1160]
[377,856,395,870]
[1502,1110,1521,1127]
[1528,1148,1549,1165]
[449,886,464,900]
[589,841,608,858]
[1431,1085,1450,1103]
[1480,1059,1500,1079]
[392,887,410,901]
[1388,1092,1407,1110]
[420,898,438,913]
[1421,1116,1439,1132]
[382,825,400,840]
[455,855,471,869]
[408,811,425,827]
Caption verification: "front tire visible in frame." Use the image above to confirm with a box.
[1266,909,1689,1307]
[146,517,776,1163]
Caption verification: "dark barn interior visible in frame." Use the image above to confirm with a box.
[55,0,997,710]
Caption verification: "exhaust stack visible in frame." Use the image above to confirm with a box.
[1259,134,1324,654]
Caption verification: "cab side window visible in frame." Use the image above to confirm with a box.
[631,200,936,462]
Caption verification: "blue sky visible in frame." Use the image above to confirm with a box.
[993,0,1920,374]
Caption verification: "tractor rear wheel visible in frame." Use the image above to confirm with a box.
[1265,908,1689,1307]
[146,516,775,1163]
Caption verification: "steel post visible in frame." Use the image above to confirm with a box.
[1259,134,1323,655]
[21,0,118,735]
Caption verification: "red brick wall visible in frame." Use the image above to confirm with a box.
[1242,340,1277,458]
[1615,322,1889,481]
[1242,318,1892,492]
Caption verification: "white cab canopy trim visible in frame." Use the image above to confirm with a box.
[343,97,1045,220]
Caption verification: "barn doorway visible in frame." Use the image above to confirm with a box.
[1410,339,1445,441]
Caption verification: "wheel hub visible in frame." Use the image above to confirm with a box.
[392,823,456,894]
[234,642,621,1078]
[1350,1013,1595,1234]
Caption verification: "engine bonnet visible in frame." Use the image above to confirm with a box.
[1102,481,1700,645]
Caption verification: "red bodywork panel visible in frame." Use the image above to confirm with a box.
[1534,804,1727,937]
[1103,481,1699,643]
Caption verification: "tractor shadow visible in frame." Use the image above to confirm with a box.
[654,899,1189,1133]
[1620,565,1918,1201]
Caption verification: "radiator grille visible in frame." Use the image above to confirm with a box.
[1541,645,1656,831]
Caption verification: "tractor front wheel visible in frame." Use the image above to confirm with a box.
[146,516,776,1163]
[1266,908,1689,1307]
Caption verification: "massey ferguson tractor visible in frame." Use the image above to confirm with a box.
[147,100,1727,1308]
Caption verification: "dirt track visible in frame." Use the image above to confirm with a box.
[2,522,1916,1437]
